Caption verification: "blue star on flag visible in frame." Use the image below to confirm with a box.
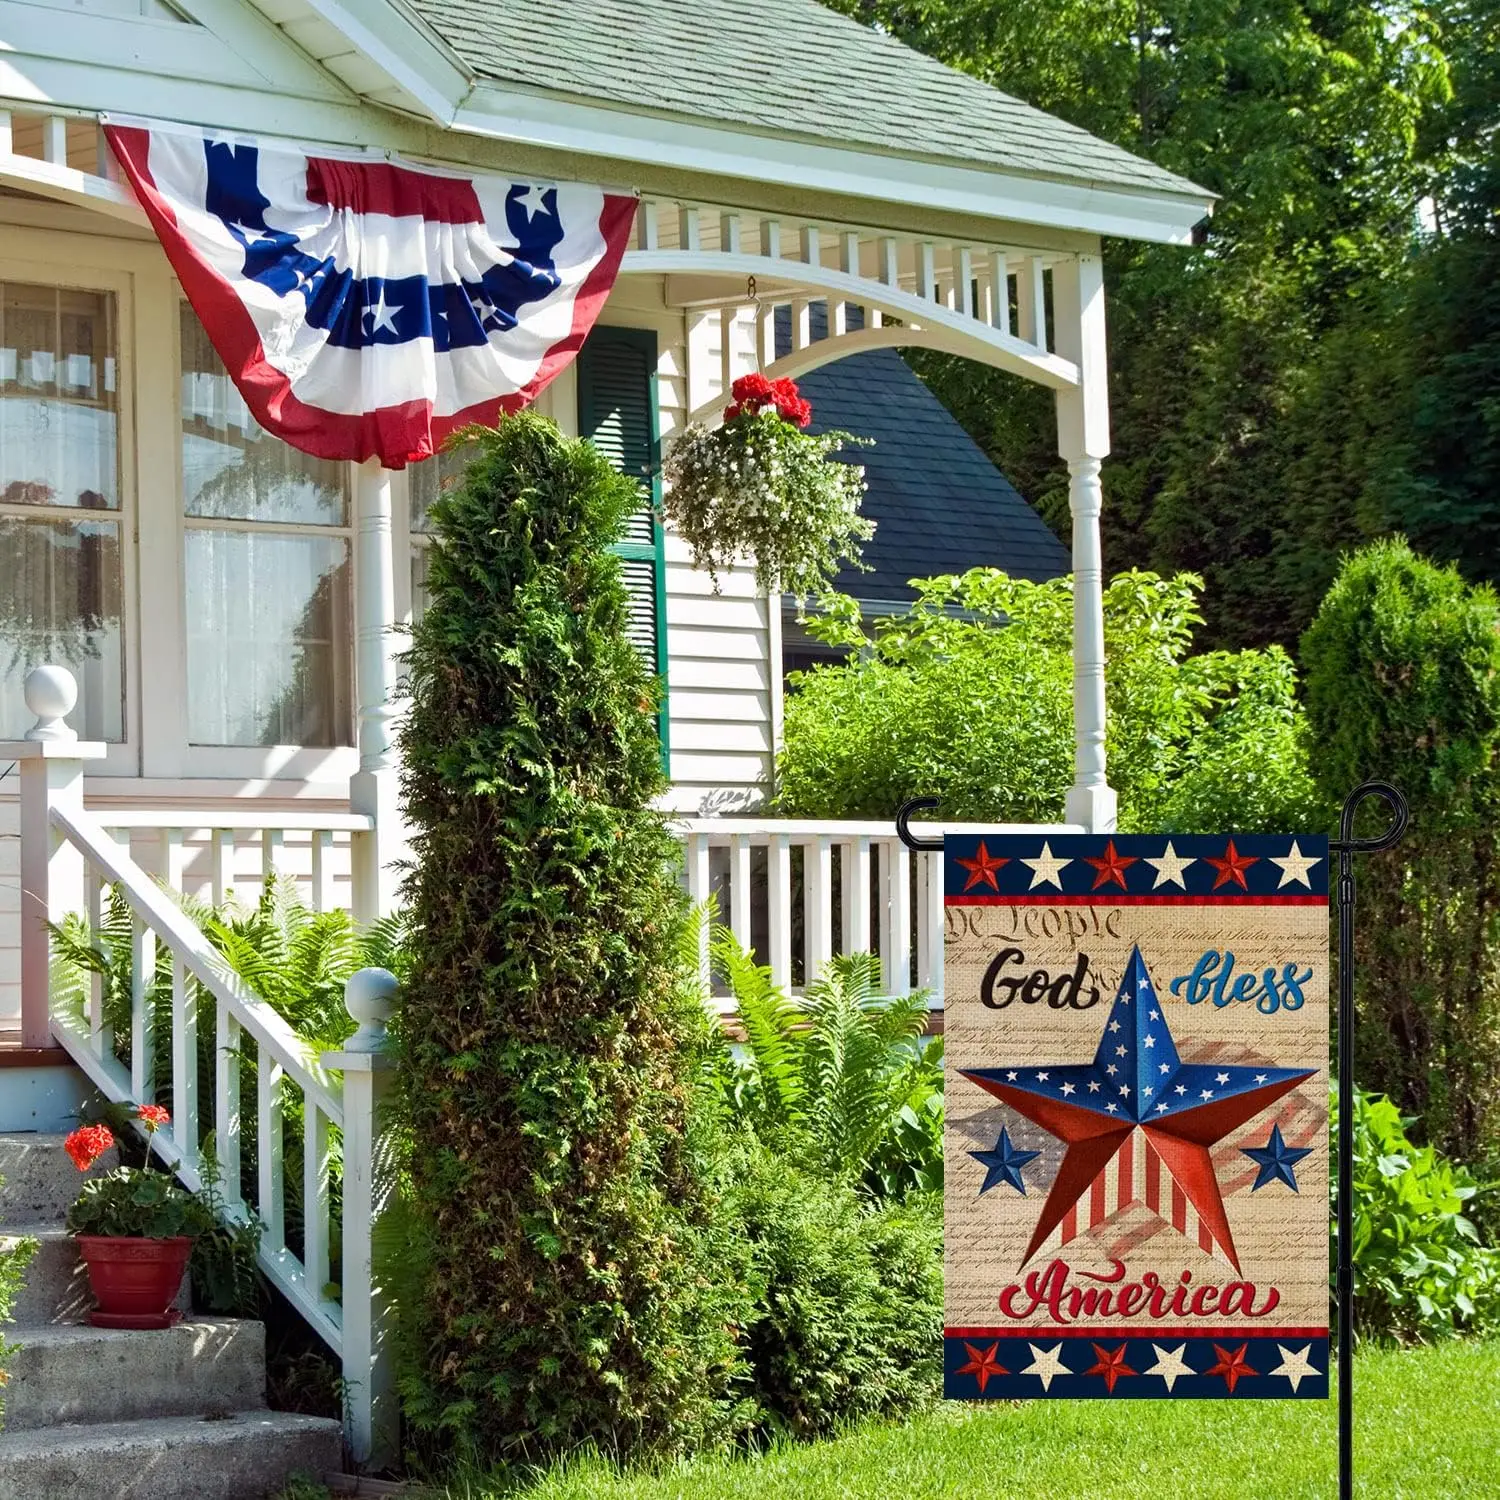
[962,946,1314,1269]
[1241,1122,1312,1192]
[969,1127,1041,1195]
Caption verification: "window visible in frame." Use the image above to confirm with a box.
[574,326,668,751]
[179,308,353,747]
[406,444,470,623]
[0,281,124,740]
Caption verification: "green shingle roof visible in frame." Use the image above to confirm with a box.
[410,0,1206,203]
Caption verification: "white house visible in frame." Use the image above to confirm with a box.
[0,0,1212,1482]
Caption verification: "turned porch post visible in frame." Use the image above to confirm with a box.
[350,458,406,920]
[1053,252,1118,833]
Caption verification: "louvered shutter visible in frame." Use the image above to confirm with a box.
[575,326,669,757]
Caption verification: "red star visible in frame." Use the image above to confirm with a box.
[956,840,1009,893]
[1084,1342,1136,1393]
[954,1340,1008,1393]
[1205,1342,1257,1393]
[1203,838,1258,891]
[1083,839,1138,890]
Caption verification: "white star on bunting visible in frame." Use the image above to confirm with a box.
[1145,1342,1195,1392]
[1272,840,1322,888]
[1021,1341,1071,1392]
[1022,842,1072,889]
[514,183,552,219]
[1271,1343,1319,1393]
[1144,841,1193,888]
[364,294,402,335]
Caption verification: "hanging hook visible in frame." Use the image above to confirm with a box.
[895,797,943,852]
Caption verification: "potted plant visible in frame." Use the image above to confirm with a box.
[63,1106,212,1329]
[663,372,873,599]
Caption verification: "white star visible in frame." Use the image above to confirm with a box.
[1022,842,1072,889]
[1200,1089,1214,1099]
[1106,1065,1118,1077]
[1255,1073,1268,1084]
[1137,975,1151,993]
[1036,1071,1050,1082]
[1106,1102,1118,1113]
[1087,1081,1101,1093]
[1109,1021,1121,1034]
[1149,1009,1160,1020]
[1115,1045,1127,1057]
[1159,1063,1171,1074]
[1175,1085,1187,1095]
[364,293,402,336]
[1144,841,1193,889]
[1144,1036,1156,1049]
[1061,1083,1076,1096]
[1021,1341,1071,1392]
[1271,1343,1319,1393]
[1006,1071,1018,1081]
[1146,1342,1195,1392]
[1119,1085,1131,1097]
[1155,1102,1169,1113]
[1271,840,1322,889]
[1143,1086,1153,1098]
[514,183,552,220]
[1216,1072,1230,1085]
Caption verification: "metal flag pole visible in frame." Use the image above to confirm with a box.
[1331,781,1408,1500]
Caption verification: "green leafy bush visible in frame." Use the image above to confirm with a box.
[1302,539,1500,1161]
[394,412,749,1465]
[0,1187,38,1425]
[723,1139,942,1440]
[1335,1085,1500,1340]
[778,568,1316,834]
[710,935,942,1200]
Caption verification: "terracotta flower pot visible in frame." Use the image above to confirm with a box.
[75,1235,192,1329]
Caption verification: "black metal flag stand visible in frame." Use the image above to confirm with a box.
[1332,782,1408,1500]
[898,782,1410,1499]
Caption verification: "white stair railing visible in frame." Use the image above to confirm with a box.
[2,668,396,1467]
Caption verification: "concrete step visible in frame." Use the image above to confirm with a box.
[0,1133,117,1222]
[0,1410,343,1500]
[0,1225,90,1326]
[3,1318,267,1432]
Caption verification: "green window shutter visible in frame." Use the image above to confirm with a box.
[575,326,669,761]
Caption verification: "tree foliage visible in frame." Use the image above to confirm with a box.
[394,413,749,1464]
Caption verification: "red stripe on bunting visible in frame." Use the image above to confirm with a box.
[305,157,483,222]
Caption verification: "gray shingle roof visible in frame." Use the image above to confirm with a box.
[411,0,1206,201]
[776,310,1069,600]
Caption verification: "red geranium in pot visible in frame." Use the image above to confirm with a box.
[64,1107,212,1329]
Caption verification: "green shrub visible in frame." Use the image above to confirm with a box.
[1302,539,1500,1160]
[778,568,1315,833]
[0,1188,37,1425]
[710,935,942,1200]
[724,1139,942,1439]
[394,412,750,1466]
[1335,1085,1500,1340]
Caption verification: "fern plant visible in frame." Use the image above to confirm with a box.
[710,929,944,1199]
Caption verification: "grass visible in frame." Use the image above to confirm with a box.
[441,1341,1500,1500]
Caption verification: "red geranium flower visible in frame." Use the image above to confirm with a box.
[722,402,744,423]
[64,1123,115,1172]
[730,372,774,406]
[137,1104,170,1132]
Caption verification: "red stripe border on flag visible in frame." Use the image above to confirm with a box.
[104,124,636,468]
[946,894,1327,906]
[944,1325,1328,1341]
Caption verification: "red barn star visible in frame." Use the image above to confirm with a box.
[1084,1342,1136,1393]
[956,840,1009,892]
[1084,839,1138,890]
[1205,1342,1257,1393]
[955,1340,1008,1393]
[1203,838,1258,891]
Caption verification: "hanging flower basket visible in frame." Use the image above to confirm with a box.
[663,373,873,599]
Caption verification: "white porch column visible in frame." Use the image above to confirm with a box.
[350,458,406,920]
[1053,252,1118,833]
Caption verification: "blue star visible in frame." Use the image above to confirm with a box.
[970,1127,1041,1196]
[1241,1122,1312,1192]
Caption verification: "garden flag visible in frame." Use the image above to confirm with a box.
[104,117,637,468]
[944,834,1329,1399]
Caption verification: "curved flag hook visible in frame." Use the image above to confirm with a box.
[1333,779,1409,854]
[895,796,943,852]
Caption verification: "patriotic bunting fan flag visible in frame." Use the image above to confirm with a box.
[105,119,637,468]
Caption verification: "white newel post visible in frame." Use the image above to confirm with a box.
[1052,254,1119,833]
[3,667,106,1048]
[324,966,399,1469]
[351,458,406,921]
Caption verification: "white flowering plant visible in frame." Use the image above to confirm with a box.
[663,373,873,599]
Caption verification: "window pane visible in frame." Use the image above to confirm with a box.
[180,308,348,525]
[410,545,430,623]
[0,517,123,740]
[0,282,119,510]
[408,444,472,535]
[185,530,352,746]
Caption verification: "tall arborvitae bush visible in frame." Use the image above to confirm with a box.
[1302,538,1500,1162]
[394,413,750,1465]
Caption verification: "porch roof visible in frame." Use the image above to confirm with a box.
[407,0,1209,211]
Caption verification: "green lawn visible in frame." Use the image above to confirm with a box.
[459,1342,1500,1500]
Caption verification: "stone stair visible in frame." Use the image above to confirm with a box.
[0,1132,343,1499]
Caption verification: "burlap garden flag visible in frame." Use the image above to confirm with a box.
[944,834,1329,1400]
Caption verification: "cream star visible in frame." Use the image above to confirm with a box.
[1021,1341,1071,1392]
[1022,841,1072,889]
[1146,1342,1195,1392]
[1144,840,1193,889]
[514,183,552,219]
[364,294,402,336]
[1270,1343,1319,1393]
[1272,839,1322,889]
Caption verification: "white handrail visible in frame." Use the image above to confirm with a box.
[99,809,374,833]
